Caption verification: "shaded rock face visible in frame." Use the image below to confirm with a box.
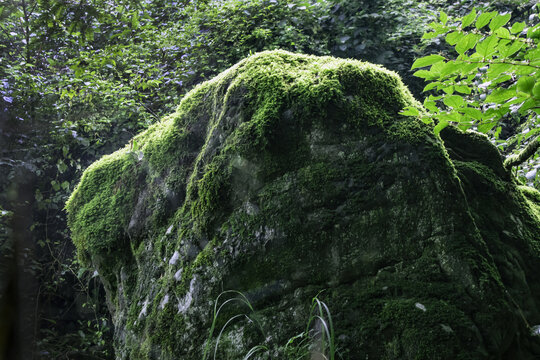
[66,50,540,359]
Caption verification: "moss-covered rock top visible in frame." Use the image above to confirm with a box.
[66,50,540,359]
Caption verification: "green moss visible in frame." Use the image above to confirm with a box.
[380,298,481,359]
[66,50,421,266]
[519,185,540,220]
[65,148,141,264]
[453,160,509,194]
[440,126,507,179]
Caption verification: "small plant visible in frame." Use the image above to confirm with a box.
[285,293,336,360]
[202,290,266,360]
[203,290,336,360]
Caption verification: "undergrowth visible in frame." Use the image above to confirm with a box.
[203,290,337,360]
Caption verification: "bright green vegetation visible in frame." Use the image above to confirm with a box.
[402,6,540,187]
[66,50,540,359]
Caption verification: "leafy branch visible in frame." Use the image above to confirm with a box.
[401,6,540,182]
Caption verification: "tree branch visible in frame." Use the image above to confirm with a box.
[504,135,540,170]
[452,58,540,70]
[20,0,31,64]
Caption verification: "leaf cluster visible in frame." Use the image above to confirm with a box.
[402,4,540,186]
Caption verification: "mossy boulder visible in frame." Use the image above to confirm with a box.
[66,50,540,359]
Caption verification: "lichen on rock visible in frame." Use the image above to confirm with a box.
[66,50,540,359]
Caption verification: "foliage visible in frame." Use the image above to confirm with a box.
[284,295,336,360]
[35,261,113,359]
[402,4,540,187]
[320,0,440,96]
[172,0,333,88]
[2,0,539,357]
[0,0,167,356]
[202,290,264,360]
[204,290,336,359]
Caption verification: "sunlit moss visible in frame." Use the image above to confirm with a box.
[66,50,422,266]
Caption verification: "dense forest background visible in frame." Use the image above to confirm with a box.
[0,0,537,359]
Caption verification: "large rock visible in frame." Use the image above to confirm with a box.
[66,50,540,359]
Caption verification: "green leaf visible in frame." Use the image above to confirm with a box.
[500,41,524,58]
[461,10,476,28]
[486,88,516,103]
[440,11,448,25]
[476,12,496,29]
[423,82,440,92]
[525,48,540,63]
[420,116,434,124]
[533,82,540,98]
[488,64,512,78]
[442,112,462,123]
[445,31,463,45]
[489,13,511,32]
[85,30,94,42]
[515,66,536,76]
[476,35,498,57]
[35,190,43,202]
[429,60,447,76]
[462,107,483,119]
[434,119,449,135]
[456,33,479,55]
[413,69,437,80]
[411,55,445,69]
[428,22,449,34]
[494,126,502,138]
[443,95,464,108]
[510,22,526,34]
[455,85,472,94]
[400,106,420,117]
[520,98,536,113]
[442,86,455,94]
[132,12,140,28]
[439,61,461,77]
[507,96,527,105]
[494,27,511,40]
[460,63,481,76]
[424,98,439,113]
[477,121,496,133]
[527,28,540,40]
[517,76,535,94]
[458,122,474,131]
[422,31,438,40]
[57,160,68,174]
[51,180,60,191]
[491,74,512,86]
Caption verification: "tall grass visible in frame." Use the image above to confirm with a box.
[201,290,266,360]
[203,290,336,360]
[286,292,335,360]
